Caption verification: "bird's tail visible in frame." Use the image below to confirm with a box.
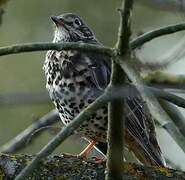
[125,97,166,167]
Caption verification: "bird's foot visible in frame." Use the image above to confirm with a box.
[62,140,97,159]
[91,157,106,164]
[62,153,86,159]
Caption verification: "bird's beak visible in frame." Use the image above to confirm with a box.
[50,16,65,27]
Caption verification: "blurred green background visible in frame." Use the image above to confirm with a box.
[1,0,185,169]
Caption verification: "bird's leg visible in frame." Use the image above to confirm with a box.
[62,140,97,158]
[79,140,97,157]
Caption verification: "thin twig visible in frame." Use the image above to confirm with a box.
[160,101,185,139]
[131,22,185,49]
[0,109,59,153]
[149,86,185,109]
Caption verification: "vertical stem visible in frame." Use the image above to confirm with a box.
[106,0,133,179]
[106,61,125,180]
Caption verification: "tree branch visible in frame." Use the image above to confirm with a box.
[106,0,133,180]
[107,61,125,180]
[0,42,113,57]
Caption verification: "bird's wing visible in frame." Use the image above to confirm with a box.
[70,51,111,91]
[70,49,165,166]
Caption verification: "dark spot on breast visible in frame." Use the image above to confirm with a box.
[91,113,96,119]
[64,99,68,105]
[64,55,69,59]
[81,124,88,127]
[103,108,107,114]
[53,65,59,71]
[79,102,85,109]
[58,75,62,80]
[55,79,59,85]
[88,99,93,104]
[48,77,52,85]
[68,83,75,92]
[69,102,76,108]
[64,108,73,116]
[96,116,102,120]
[59,108,64,113]
[79,81,86,86]
[98,127,107,131]
[51,74,56,79]
[59,84,64,88]
[74,107,78,110]
[56,103,60,109]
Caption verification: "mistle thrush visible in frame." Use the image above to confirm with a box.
[43,13,165,167]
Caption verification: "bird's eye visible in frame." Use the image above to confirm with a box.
[74,18,81,26]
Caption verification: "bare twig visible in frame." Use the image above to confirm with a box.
[160,101,185,139]
[0,42,113,57]
[140,0,185,12]
[131,22,185,49]
[0,109,59,153]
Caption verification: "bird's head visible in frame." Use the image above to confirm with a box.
[51,13,95,43]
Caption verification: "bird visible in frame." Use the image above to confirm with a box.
[43,13,165,167]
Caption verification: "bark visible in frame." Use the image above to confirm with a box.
[0,153,185,180]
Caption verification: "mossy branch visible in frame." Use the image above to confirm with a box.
[1,153,185,180]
